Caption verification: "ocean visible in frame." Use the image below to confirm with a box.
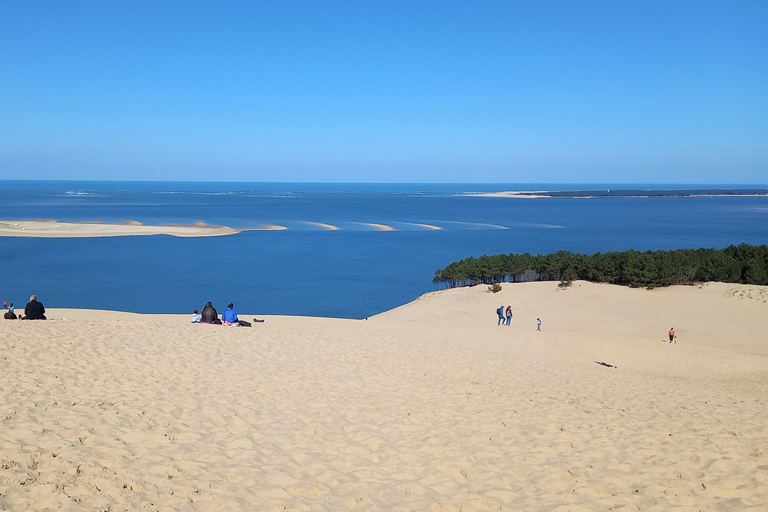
[1,181,767,318]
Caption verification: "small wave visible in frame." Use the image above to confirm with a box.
[52,190,108,197]
[62,190,102,197]
[154,191,237,196]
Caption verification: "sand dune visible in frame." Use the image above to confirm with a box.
[1,281,766,510]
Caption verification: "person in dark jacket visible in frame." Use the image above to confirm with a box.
[200,302,221,324]
[22,295,46,320]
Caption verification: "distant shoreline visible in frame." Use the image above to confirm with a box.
[467,188,768,198]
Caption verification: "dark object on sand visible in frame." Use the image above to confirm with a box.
[596,361,617,368]
[22,295,47,320]
[201,302,222,324]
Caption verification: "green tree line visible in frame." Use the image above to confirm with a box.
[433,244,768,289]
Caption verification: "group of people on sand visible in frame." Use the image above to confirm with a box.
[496,305,542,331]
[496,305,514,326]
[3,295,46,320]
[493,304,677,342]
[191,301,268,327]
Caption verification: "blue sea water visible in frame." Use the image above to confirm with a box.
[1,181,767,318]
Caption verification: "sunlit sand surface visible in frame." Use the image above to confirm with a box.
[1,281,766,510]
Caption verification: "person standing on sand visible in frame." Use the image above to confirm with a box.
[669,327,675,343]
[2,300,6,310]
[537,318,541,331]
[505,305,513,326]
[497,306,505,325]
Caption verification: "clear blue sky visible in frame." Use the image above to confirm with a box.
[2,1,766,183]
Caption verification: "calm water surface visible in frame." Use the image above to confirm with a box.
[1,181,766,318]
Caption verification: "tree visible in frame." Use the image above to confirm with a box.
[561,267,578,287]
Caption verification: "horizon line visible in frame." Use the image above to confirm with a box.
[1,179,768,187]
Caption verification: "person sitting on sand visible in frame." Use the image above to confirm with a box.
[201,302,221,324]
[191,309,202,323]
[222,303,251,327]
[22,294,46,320]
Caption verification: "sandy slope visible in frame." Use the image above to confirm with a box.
[1,281,766,511]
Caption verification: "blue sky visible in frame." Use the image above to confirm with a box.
[1,1,766,183]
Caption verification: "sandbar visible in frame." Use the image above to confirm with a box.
[466,191,550,198]
[466,188,768,199]
[311,222,340,230]
[411,223,441,230]
[364,223,395,231]
[0,220,286,238]
[1,281,766,510]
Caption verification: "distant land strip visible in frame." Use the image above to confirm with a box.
[0,220,285,238]
[468,188,768,199]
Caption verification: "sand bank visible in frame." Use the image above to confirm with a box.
[364,223,395,231]
[465,191,550,198]
[410,223,441,230]
[0,220,286,238]
[1,281,766,510]
[311,222,340,231]
[465,189,768,199]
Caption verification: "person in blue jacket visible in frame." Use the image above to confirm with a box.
[222,303,251,327]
